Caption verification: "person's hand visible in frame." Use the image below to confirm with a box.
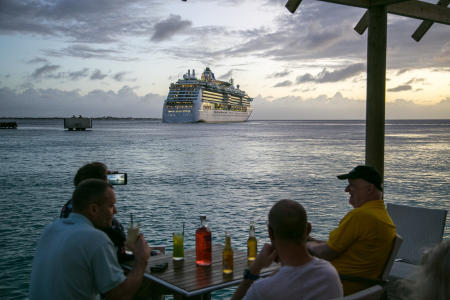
[133,234,151,266]
[250,243,277,275]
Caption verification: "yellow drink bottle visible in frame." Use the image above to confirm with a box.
[247,221,257,261]
[222,232,234,274]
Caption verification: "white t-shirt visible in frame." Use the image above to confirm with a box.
[243,257,343,300]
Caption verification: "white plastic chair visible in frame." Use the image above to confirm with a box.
[386,203,447,280]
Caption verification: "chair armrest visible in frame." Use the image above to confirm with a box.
[340,274,387,286]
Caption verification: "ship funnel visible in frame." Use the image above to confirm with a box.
[193,69,195,77]
[188,69,191,77]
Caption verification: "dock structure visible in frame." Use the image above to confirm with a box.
[0,122,17,129]
[285,0,450,183]
[64,116,92,131]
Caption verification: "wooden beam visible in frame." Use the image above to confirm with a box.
[315,0,450,24]
[411,0,449,41]
[370,0,408,6]
[355,11,369,34]
[389,0,450,24]
[354,0,449,35]
[285,0,303,13]
[365,5,387,181]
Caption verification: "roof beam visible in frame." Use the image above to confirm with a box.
[309,0,450,24]
[354,0,449,36]
[412,0,449,41]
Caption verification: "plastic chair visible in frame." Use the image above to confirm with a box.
[332,285,384,300]
[340,234,403,284]
[386,203,447,280]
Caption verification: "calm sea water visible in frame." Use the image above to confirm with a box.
[0,119,449,299]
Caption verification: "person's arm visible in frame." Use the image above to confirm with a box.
[307,240,339,261]
[104,234,151,300]
[231,243,277,300]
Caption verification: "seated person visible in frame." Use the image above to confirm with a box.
[232,199,343,300]
[60,162,130,262]
[30,179,151,299]
[307,166,396,295]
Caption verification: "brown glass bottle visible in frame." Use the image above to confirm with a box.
[222,232,234,274]
[247,221,257,261]
[196,216,212,266]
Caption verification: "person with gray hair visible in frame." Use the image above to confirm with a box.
[30,179,151,300]
[402,239,450,300]
[232,199,343,300]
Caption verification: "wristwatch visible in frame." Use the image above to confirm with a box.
[243,268,260,280]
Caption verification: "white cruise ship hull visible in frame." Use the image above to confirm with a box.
[162,67,254,123]
[163,108,253,123]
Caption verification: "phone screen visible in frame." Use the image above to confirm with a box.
[107,173,127,185]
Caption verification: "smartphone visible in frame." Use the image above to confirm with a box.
[107,173,127,185]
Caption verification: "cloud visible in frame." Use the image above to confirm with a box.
[267,70,291,78]
[113,72,127,82]
[91,70,108,80]
[44,45,135,61]
[67,68,90,80]
[388,85,412,92]
[0,86,164,118]
[251,93,450,120]
[31,64,61,79]
[273,80,293,87]
[27,57,49,64]
[296,63,365,84]
[151,15,192,42]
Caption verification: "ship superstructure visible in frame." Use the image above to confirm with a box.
[162,67,253,123]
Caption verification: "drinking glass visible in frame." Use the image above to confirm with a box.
[173,232,184,260]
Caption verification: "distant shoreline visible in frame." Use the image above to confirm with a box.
[0,117,449,121]
[0,117,162,120]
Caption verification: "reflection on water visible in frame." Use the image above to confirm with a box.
[0,119,448,299]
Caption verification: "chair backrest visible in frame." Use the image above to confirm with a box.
[387,203,447,264]
[380,234,403,281]
[336,285,384,300]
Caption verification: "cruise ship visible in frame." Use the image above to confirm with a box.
[162,67,253,123]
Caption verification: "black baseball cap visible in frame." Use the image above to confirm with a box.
[337,165,383,191]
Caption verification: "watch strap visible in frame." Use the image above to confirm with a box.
[243,268,260,280]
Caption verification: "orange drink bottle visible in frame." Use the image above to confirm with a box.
[196,216,212,266]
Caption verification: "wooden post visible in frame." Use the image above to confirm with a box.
[365,6,387,181]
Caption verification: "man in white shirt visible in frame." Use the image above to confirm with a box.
[29,179,151,300]
[232,199,343,300]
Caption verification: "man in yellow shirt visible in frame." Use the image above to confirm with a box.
[307,165,396,295]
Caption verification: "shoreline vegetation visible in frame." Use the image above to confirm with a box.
[0,117,162,120]
[1,117,450,121]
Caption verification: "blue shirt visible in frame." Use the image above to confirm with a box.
[29,213,126,300]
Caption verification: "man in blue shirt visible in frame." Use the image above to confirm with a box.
[30,179,151,300]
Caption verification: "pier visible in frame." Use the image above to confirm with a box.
[0,122,17,129]
[64,116,92,131]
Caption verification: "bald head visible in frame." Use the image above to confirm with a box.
[268,199,308,243]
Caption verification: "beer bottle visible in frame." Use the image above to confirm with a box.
[222,231,233,274]
[196,216,212,266]
[247,221,257,261]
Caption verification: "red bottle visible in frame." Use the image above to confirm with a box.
[196,216,212,266]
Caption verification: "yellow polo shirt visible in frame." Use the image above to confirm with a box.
[328,200,396,295]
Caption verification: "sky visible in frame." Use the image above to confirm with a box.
[0,0,449,119]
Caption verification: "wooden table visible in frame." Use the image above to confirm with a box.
[122,244,279,299]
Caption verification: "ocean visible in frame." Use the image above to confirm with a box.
[0,119,449,299]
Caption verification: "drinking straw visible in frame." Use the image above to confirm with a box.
[182,222,185,236]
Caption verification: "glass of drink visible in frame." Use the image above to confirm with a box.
[126,213,139,251]
[173,232,184,261]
